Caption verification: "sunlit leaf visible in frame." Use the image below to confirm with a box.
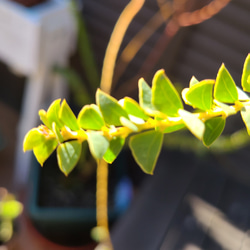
[57,141,82,176]
[78,104,105,130]
[241,105,250,135]
[39,109,51,128]
[52,122,64,143]
[120,97,149,120]
[23,128,46,151]
[47,99,64,129]
[214,64,238,103]
[87,131,109,159]
[241,54,250,92]
[163,123,185,133]
[33,139,58,166]
[152,70,183,117]
[203,117,225,146]
[138,78,156,113]
[185,80,214,111]
[120,117,138,132]
[189,76,199,87]
[129,130,163,174]
[178,109,205,140]
[213,100,236,116]
[96,89,129,126]
[103,137,125,163]
[59,99,79,131]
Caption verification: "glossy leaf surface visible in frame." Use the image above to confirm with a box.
[129,130,163,174]
[178,109,205,140]
[57,141,82,176]
[242,54,250,92]
[103,137,125,163]
[203,117,225,146]
[33,139,58,166]
[121,97,149,120]
[185,80,214,111]
[214,64,238,103]
[241,105,250,135]
[87,131,109,159]
[59,99,79,131]
[78,104,105,130]
[152,70,183,117]
[97,89,128,126]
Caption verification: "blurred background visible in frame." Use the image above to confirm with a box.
[1,0,250,249]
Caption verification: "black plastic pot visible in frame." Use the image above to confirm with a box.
[28,151,133,246]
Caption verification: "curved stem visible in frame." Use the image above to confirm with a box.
[100,0,145,94]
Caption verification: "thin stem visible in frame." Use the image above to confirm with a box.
[100,0,145,94]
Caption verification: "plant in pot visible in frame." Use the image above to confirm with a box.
[24,52,250,249]
[23,0,239,248]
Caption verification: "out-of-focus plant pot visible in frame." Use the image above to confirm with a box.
[27,151,133,247]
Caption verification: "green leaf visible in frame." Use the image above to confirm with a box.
[0,200,23,220]
[52,122,64,143]
[87,131,109,159]
[96,89,129,126]
[189,76,199,87]
[57,141,82,176]
[138,78,156,113]
[163,123,185,133]
[152,70,183,117]
[47,99,64,129]
[241,105,250,135]
[103,137,125,163]
[129,130,163,174]
[33,138,58,166]
[23,128,46,151]
[214,64,238,103]
[39,109,51,128]
[185,80,214,111]
[178,109,205,140]
[241,54,250,92]
[213,100,236,116]
[203,117,225,146]
[59,99,79,131]
[120,97,149,120]
[78,104,105,130]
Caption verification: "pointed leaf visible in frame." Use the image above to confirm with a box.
[138,78,156,113]
[129,130,163,174]
[96,89,129,126]
[23,128,46,151]
[57,141,82,176]
[241,54,250,92]
[120,97,149,120]
[163,123,185,133]
[152,70,183,117]
[39,109,51,128]
[103,137,125,163]
[214,64,238,103]
[52,122,64,143]
[185,80,214,111]
[33,138,58,166]
[59,99,79,131]
[213,100,236,116]
[178,109,205,140]
[203,117,225,146]
[78,104,105,130]
[241,105,250,135]
[189,76,199,87]
[47,99,64,129]
[87,131,109,159]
